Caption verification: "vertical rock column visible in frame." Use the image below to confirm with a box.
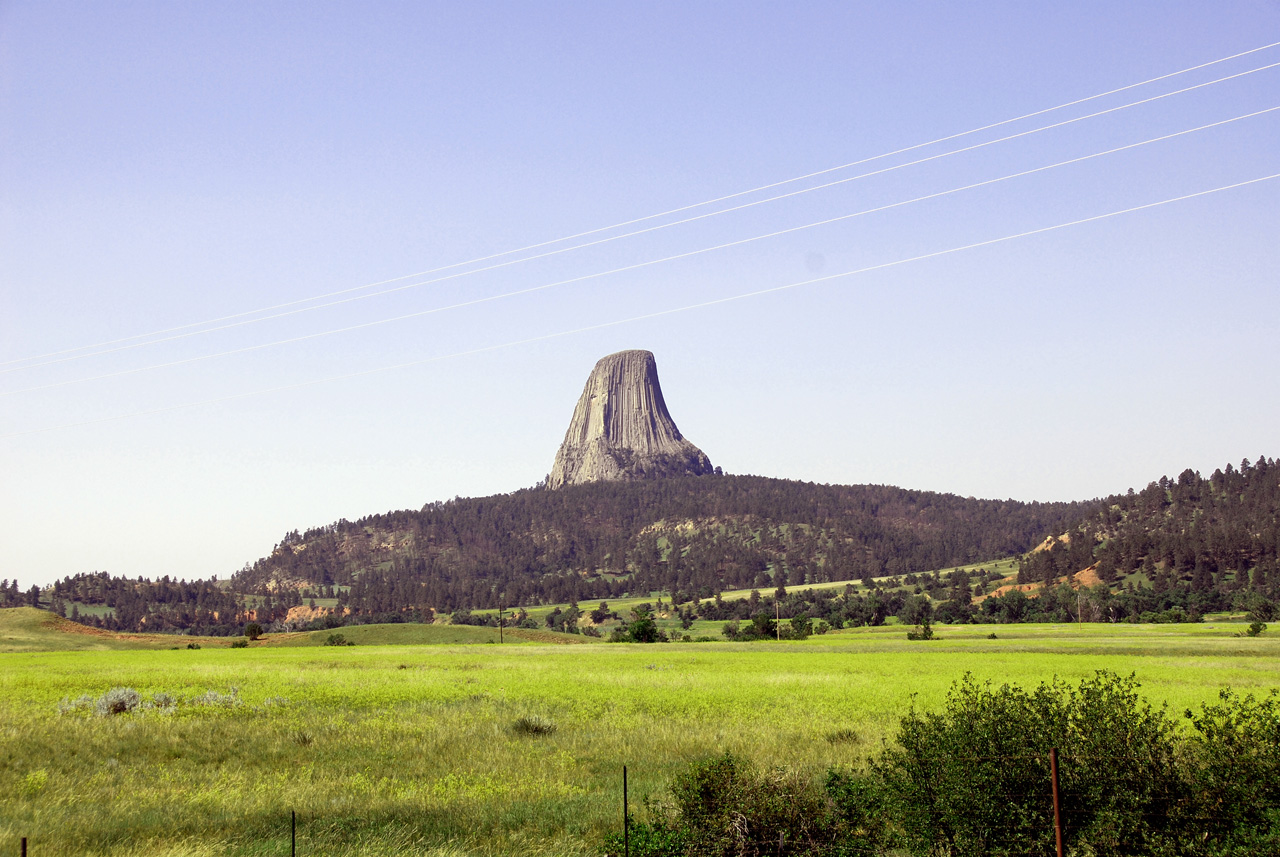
[547,350,713,489]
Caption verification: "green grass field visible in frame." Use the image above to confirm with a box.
[2,607,1278,856]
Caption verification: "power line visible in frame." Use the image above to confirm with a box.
[5,64,1274,388]
[9,58,1277,377]
[7,104,1274,398]
[4,171,1274,440]
[4,41,1277,371]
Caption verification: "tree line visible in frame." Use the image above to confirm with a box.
[14,457,1278,633]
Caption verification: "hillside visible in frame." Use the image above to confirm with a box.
[14,457,1277,634]
[998,455,1280,620]
[227,474,1092,615]
[0,606,591,653]
[0,607,236,652]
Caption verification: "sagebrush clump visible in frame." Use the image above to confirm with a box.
[94,687,141,717]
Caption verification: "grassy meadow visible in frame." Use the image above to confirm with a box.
[2,608,1279,856]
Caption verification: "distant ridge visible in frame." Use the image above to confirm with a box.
[547,350,713,489]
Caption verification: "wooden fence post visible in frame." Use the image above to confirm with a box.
[1050,748,1064,857]
[623,765,629,857]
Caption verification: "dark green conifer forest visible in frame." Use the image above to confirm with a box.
[13,456,1276,634]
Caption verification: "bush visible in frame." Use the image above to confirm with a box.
[905,616,935,641]
[618,675,1280,857]
[149,692,177,711]
[324,633,354,646]
[57,694,95,716]
[244,622,263,641]
[189,688,241,708]
[874,671,1185,857]
[613,752,874,857]
[1183,688,1280,852]
[230,639,249,648]
[94,687,141,717]
[511,714,557,736]
[185,642,201,649]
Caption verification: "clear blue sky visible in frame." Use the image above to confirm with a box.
[2,1,1277,588]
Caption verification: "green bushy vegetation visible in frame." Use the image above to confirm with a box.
[613,673,1280,857]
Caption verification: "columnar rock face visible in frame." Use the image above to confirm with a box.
[547,350,713,490]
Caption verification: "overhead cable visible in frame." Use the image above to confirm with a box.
[4,41,1277,371]
[5,104,1275,398]
[4,171,1275,440]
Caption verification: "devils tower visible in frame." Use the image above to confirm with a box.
[547,350,714,489]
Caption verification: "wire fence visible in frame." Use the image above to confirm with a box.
[11,752,1280,855]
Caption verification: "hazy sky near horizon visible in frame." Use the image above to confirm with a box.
[2,1,1278,588]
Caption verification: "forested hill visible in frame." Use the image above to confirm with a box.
[230,474,1094,612]
[18,457,1279,633]
[1020,456,1280,595]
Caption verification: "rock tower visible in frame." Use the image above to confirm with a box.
[547,350,713,489]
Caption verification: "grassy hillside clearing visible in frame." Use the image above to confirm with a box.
[0,608,592,653]
[0,608,231,652]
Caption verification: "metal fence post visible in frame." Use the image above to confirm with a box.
[623,765,629,857]
[291,809,296,857]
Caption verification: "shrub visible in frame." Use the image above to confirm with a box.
[604,818,685,857]
[790,614,812,639]
[627,610,664,643]
[57,694,95,716]
[511,714,557,736]
[874,671,1185,857]
[230,639,249,648]
[1247,621,1267,637]
[625,752,870,857]
[324,633,353,646]
[618,676,1280,857]
[94,687,142,717]
[905,616,935,641]
[190,688,241,708]
[244,622,263,641]
[185,642,201,649]
[149,692,177,711]
[1182,688,1280,852]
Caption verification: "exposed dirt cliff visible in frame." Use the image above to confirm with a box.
[547,350,713,489]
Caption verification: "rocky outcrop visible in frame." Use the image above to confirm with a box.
[547,350,713,490]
